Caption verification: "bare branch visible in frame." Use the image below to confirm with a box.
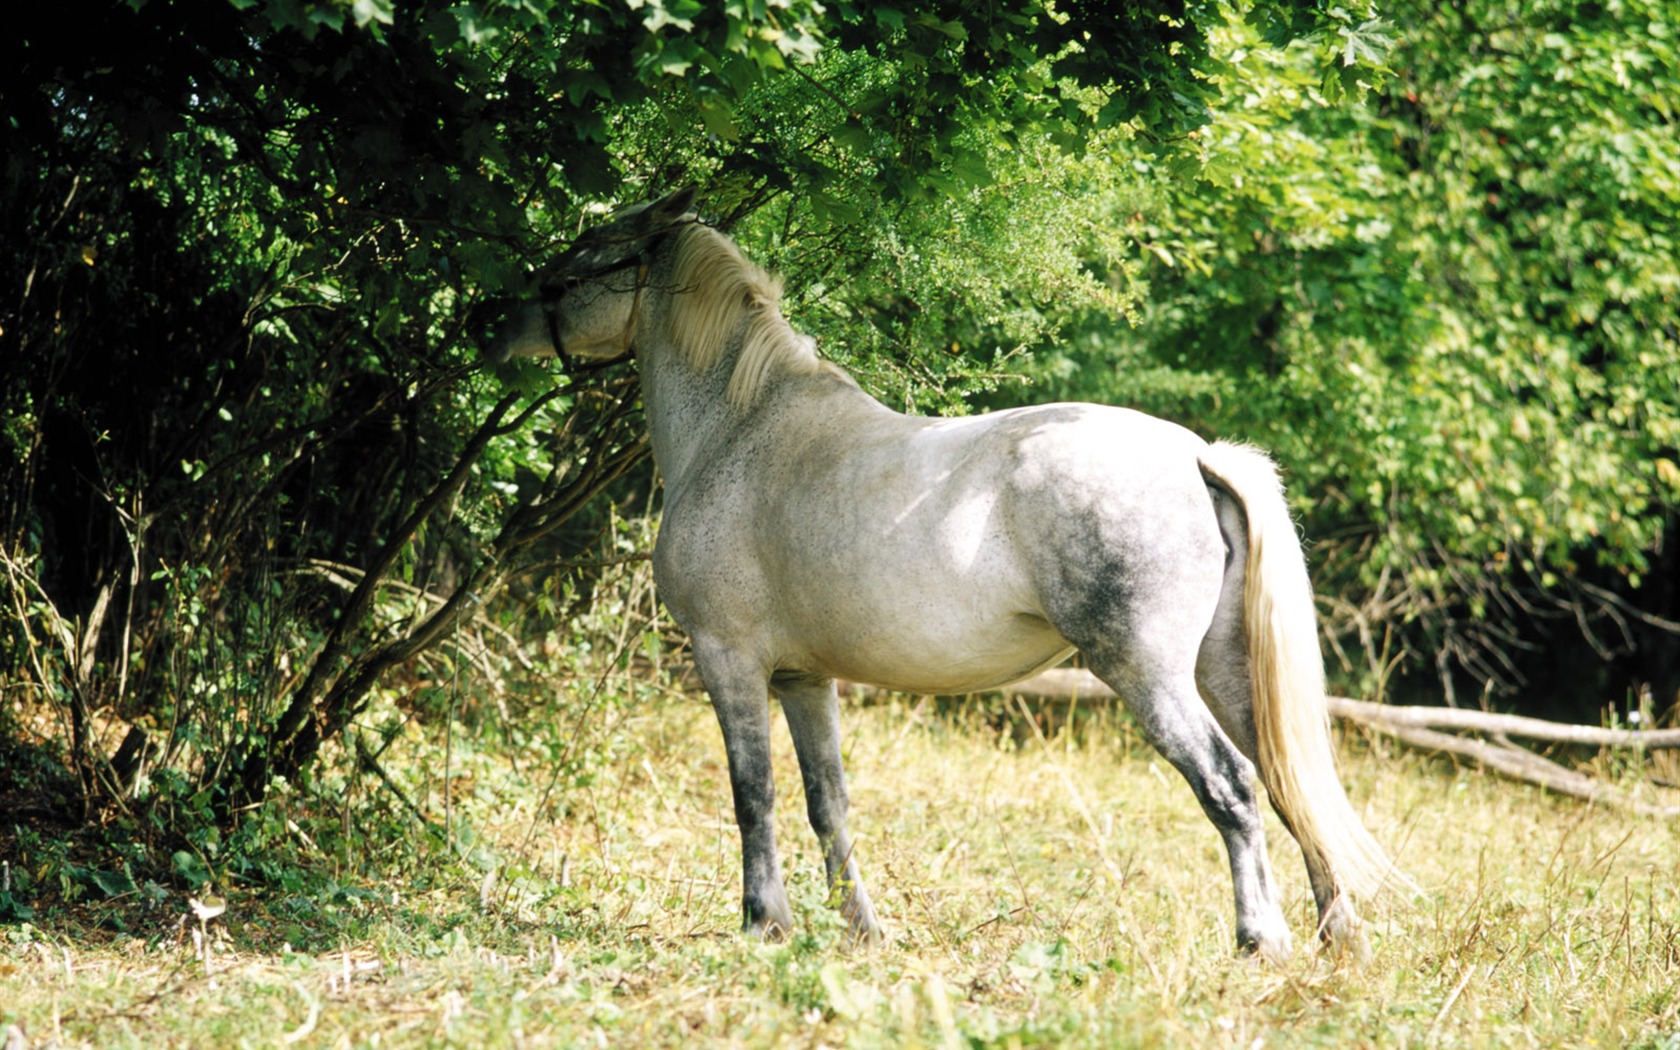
[1346,721,1680,818]
[1325,695,1680,749]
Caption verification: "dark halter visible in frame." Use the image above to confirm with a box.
[542,227,678,369]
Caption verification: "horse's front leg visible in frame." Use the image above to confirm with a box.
[694,641,794,940]
[774,672,883,947]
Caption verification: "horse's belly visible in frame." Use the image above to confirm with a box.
[799,607,1075,696]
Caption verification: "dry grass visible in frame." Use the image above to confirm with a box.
[5,692,1679,1048]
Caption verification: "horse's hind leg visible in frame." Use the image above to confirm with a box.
[774,672,882,946]
[1196,615,1367,958]
[693,640,795,939]
[1056,549,1289,958]
[1042,497,1288,955]
[1103,663,1293,960]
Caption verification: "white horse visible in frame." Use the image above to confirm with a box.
[495,187,1403,960]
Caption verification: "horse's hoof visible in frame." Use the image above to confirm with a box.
[745,921,791,943]
[1238,927,1294,964]
[744,910,796,943]
[844,921,884,951]
[1324,922,1372,967]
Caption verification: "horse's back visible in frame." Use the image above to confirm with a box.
[655,393,1230,692]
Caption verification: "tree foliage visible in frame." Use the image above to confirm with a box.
[2,0,1371,841]
[1006,0,1680,710]
[9,0,1671,876]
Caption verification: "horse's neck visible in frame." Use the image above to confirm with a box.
[637,327,873,503]
[637,334,741,499]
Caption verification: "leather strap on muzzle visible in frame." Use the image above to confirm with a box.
[544,256,651,374]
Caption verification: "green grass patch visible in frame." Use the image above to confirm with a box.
[5,692,1679,1048]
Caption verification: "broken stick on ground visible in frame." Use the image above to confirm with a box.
[961,668,1680,819]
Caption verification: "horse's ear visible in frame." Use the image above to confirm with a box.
[645,184,698,227]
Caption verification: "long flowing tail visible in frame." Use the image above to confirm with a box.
[1198,440,1404,902]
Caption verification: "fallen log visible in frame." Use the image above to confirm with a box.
[1348,720,1680,818]
[976,668,1680,817]
[1325,695,1680,749]
[1010,668,1680,749]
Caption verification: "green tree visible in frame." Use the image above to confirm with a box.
[1008,1,1680,713]
[2,0,1369,843]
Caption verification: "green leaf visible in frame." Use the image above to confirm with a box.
[697,99,739,139]
[950,147,993,187]
[90,869,138,898]
[0,891,34,922]
[173,852,212,890]
[351,0,393,29]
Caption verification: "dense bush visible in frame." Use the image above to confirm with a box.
[6,0,1673,893]
[994,1,1680,713]
[2,0,1372,857]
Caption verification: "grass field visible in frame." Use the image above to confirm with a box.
[5,691,1678,1049]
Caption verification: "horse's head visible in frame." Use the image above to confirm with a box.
[489,185,698,363]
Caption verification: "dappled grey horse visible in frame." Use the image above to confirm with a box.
[495,187,1403,960]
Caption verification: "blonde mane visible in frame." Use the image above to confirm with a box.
[665,224,825,409]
